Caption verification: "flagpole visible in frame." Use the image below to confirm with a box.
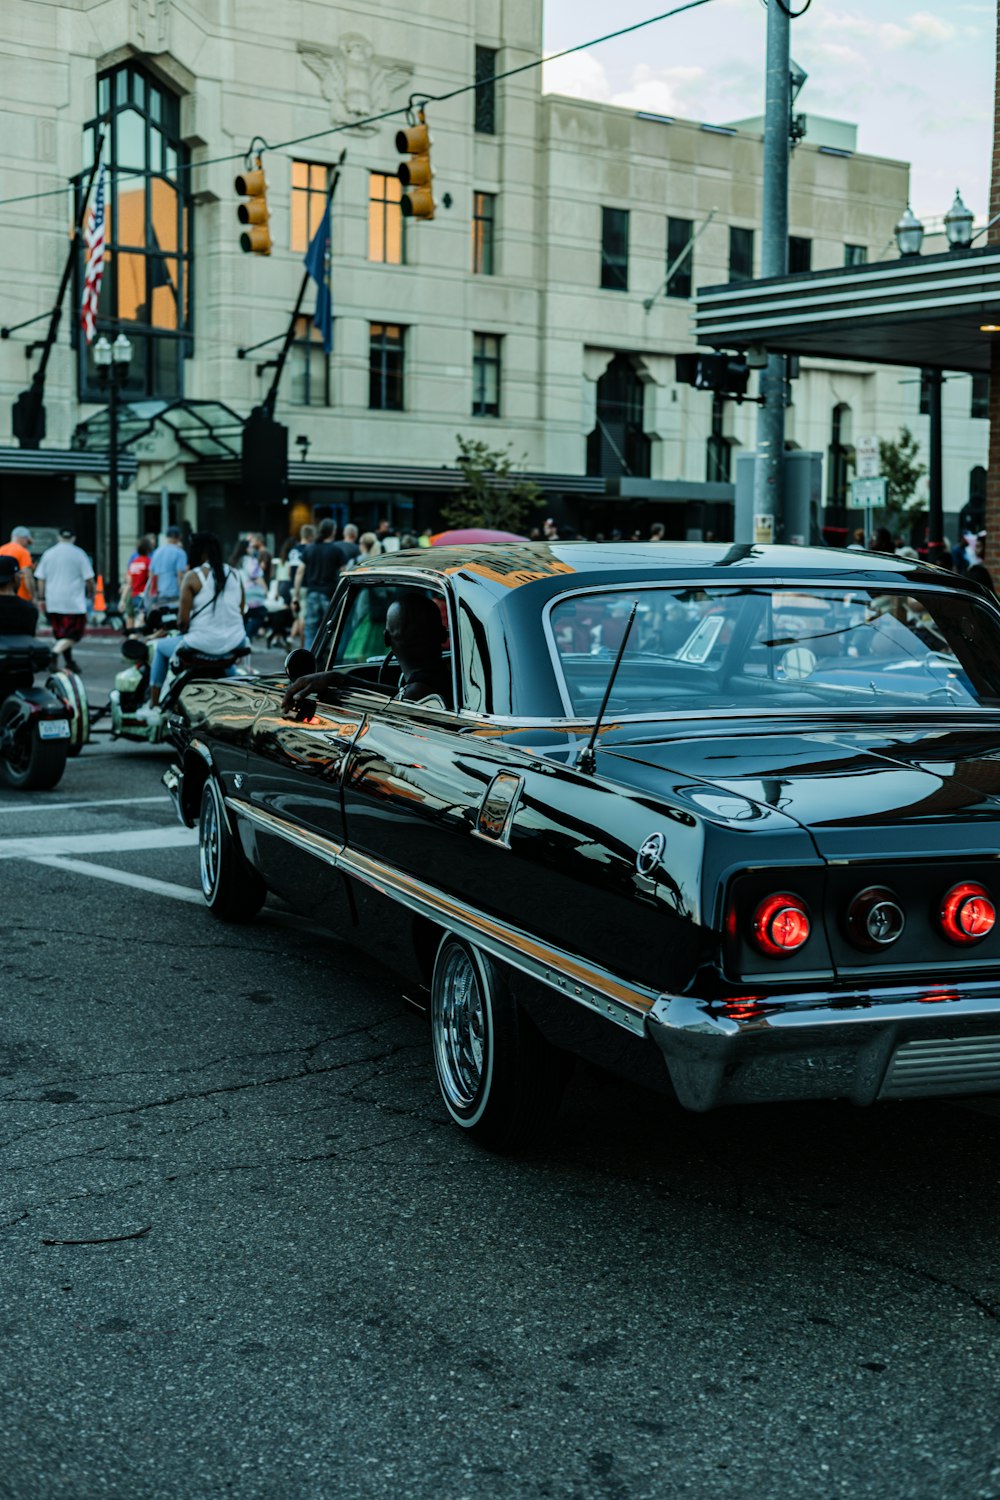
[9,134,106,448]
[261,149,345,421]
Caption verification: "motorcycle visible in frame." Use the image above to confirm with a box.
[104,627,251,745]
[0,635,86,790]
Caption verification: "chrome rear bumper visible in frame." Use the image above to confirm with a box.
[647,984,1000,1111]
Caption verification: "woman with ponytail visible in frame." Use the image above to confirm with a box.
[140,531,248,716]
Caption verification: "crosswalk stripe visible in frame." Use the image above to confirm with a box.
[28,854,203,905]
[2,827,196,859]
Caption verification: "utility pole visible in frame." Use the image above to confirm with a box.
[752,0,792,540]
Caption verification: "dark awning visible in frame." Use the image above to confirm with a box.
[0,445,138,480]
[188,458,609,497]
[694,244,1000,373]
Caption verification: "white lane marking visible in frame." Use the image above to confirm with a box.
[28,855,203,905]
[3,795,169,814]
[2,827,196,859]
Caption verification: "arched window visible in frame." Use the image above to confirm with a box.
[586,355,651,477]
[80,63,192,399]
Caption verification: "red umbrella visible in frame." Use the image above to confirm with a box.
[429,528,528,546]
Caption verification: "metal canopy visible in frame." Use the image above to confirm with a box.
[694,245,1000,373]
[73,399,246,459]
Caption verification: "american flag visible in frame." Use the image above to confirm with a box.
[80,162,106,344]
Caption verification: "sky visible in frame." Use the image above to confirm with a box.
[542,0,996,224]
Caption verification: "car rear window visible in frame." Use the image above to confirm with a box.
[547,585,1000,716]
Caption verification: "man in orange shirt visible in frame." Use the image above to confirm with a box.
[0,527,36,603]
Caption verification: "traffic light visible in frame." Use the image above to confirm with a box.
[235,155,271,255]
[676,352,750,399]
[396,111,434,220]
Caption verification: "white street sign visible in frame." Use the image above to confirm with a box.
[753,512,774,543]
[856,435,880,479]
[851,477,887,509]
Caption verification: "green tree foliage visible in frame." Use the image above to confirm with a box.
[877,425,927,518]
[441,436,544,533]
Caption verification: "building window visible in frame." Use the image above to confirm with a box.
[475,46,497,135]
[291,315,330,407]
[971,373,990,419]
[666,218,694,299]
[368,171,405,264]
[586,354,650,477]
[81,63,192,400]
[706,394,732,483]
[472,333,501,417]
[789,236,812,273]
[729,226,754,283]
[845,243,867,267]
[601,208,629,291]
[369,323,405,411]
[291,161,329,254]
[472,191,496,275]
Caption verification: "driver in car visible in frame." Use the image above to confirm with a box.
[283,593,452,714]
[0,555,38,635]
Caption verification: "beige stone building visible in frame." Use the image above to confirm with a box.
[0,0,987,576]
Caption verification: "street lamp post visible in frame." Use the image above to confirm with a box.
[93,332,132,607]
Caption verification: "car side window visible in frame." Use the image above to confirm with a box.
[329,579,458,709]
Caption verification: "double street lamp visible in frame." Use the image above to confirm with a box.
[891,191,975,564]
[93,332,132,607]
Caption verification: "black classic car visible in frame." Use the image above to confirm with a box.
[164,542,1000,1147]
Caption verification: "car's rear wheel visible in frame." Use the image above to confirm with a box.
[430,936,568,1150]
[198,778,266,922]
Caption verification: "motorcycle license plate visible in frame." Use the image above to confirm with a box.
[38,719,70,740]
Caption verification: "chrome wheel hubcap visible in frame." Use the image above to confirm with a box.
[199,788,220,898]
[432,945,487,1111]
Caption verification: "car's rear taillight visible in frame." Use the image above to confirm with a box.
[750,893,811,957]
[939,882,996,944]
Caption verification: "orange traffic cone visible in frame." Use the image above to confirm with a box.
[93,574,106,615]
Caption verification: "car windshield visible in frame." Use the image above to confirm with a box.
[548,585,1000,716]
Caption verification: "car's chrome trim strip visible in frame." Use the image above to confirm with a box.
[234,799,347,865]
[226,796,652,1035]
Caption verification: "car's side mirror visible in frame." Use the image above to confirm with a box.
[285,648,316,680]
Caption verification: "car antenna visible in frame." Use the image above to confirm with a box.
[576,600,639,775]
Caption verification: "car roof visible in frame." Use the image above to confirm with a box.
[361,541,965,596]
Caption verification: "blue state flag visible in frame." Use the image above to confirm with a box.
[304,200,333,354]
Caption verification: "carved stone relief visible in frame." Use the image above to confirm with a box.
[298,34,412,135]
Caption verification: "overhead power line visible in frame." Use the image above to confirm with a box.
[0,0,720,210]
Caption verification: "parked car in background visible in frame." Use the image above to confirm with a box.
[164,542,1000,1147]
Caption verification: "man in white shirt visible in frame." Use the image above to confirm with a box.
[35,527,95,671]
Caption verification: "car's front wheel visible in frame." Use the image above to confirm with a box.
[430,936,568,1151]
[198,778,266,922]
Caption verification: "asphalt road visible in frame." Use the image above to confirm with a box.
[2,639,1000,1499]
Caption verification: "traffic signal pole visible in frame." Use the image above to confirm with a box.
[752,0,791,540]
